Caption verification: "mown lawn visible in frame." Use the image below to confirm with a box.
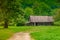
[0,26,60,40]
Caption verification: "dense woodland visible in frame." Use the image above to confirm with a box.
[0,0,60,28]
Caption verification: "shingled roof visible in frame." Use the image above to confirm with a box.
[30,16,54,22]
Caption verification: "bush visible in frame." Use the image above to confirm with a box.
[16,22,25,26]
[54,21,60,26]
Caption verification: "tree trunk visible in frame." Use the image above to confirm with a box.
[4,18,8,28]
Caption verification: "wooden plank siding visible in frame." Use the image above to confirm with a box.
[28,16,54,26]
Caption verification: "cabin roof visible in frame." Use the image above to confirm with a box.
[30,16,54,22]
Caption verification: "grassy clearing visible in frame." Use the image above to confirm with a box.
[0,26,60,40]
[30,26,60,40]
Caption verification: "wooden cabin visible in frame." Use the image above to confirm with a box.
[28,16,54,26]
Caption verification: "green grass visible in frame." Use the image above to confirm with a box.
[0,26,60,40]
[30,26,60,40]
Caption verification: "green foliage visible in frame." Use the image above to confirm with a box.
[0,0,24,27]
[24,7,33,20]
[52,8,60,21]
[16,15,26,26]
[33,2,51,16]
[0,0,60,26]
[54,21,60,26]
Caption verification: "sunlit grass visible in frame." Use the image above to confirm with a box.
[0,26,60,40]
[30,26,60,40]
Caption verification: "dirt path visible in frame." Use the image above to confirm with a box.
[8,32,31,40]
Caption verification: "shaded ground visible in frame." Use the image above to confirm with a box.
[8,32,31,40]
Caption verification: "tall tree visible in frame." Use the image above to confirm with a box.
[0,0,22,28]
[24,7,33,20]
[32,1,51,16]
